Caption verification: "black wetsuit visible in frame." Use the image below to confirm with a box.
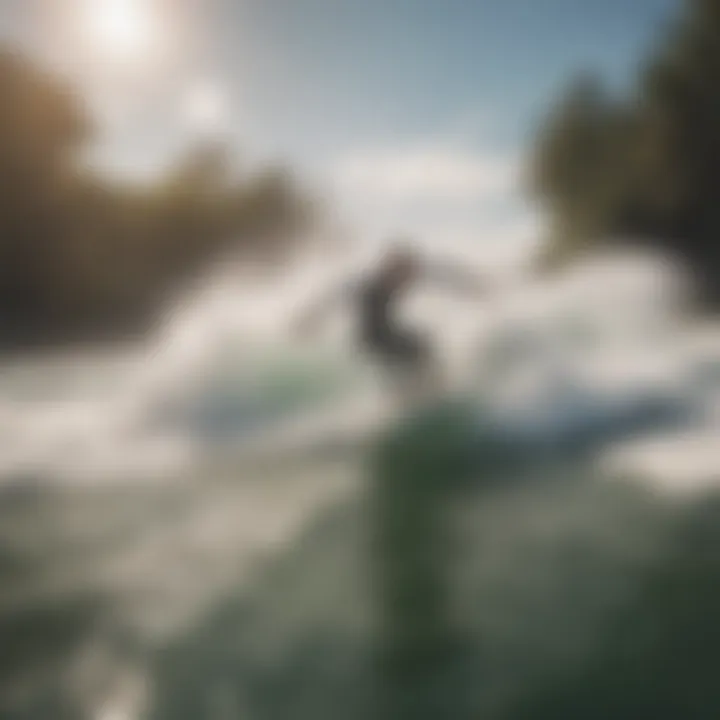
[332,260,479,370]
[357,276,430,368]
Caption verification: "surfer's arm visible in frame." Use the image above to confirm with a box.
[422,260,493,298]
[293,279,360,335]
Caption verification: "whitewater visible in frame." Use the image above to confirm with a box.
[0,246,717,489]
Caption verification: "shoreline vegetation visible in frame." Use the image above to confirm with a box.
[531,0,720,310]
[0,48,320,353]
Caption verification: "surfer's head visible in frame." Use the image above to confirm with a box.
[382,237,420,287]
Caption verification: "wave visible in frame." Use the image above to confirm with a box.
[0,246,718,490]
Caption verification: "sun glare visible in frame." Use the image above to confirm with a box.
[85,0,156,63]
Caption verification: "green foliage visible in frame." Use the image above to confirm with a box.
[532,0,720,304]
[0,48,319,349]
[530,74,639,268]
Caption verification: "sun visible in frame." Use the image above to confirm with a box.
[85,0,156,64]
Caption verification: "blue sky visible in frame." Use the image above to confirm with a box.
[2,0,680,263]
[214,0,676,157]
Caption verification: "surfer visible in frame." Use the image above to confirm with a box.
[295,239,491,402]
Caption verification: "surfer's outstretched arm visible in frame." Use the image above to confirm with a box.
[293,278,359,336]
[422,259,494,298]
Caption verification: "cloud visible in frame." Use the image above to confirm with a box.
[325,137,540,273]
[335,143,519,202]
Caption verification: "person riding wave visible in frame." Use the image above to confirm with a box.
[295,238,491,401]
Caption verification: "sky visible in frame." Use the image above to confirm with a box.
[1,0,680,267]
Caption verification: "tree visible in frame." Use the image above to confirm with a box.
[0,47,321,348]
[531,0,720,306]
[530,74,635,266]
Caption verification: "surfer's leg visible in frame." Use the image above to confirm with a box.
[378,330,442,405]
